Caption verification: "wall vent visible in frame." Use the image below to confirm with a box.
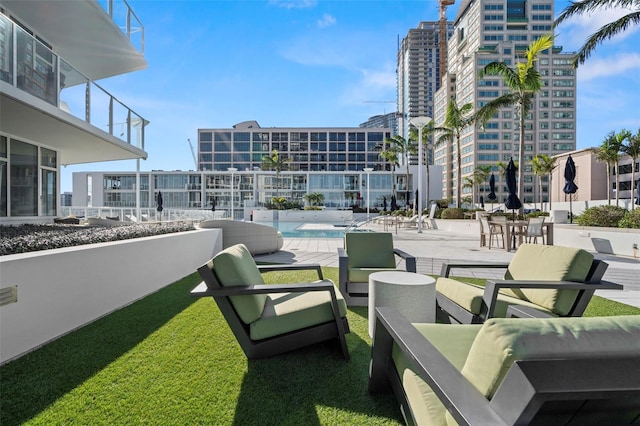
[0,286,18,306]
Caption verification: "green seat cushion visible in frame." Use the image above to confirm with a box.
[504,244,594,315]
[348,267,398,283]
[436,277,556,318]
[213,244,266,324]
[249,280,347,340]
[462,316,640,399]
[392,324,482,426]
[345,232,396,269]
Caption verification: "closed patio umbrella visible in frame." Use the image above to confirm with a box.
[504,158,522,212]
[480,195,484,209]
[211,197,216,211]
[504,158,521,249]
[383,196,387,211]
[563,155,578,223]
[635,179,640,206]
[156,191,164,212]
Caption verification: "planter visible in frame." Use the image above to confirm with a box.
[0,229,222,364]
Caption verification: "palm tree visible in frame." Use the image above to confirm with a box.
[477,34,554,214]
[613,129,632,205]
[303,192,325,208]
[262,149,290,197]
[622,128,640,204]
[383,135,416,208]
[592,131,624,205]
[378,143,400,199]
[531,154,557,211]
[474,165,493,207]
[431,99,477,208]
[463,176,475,208]
[554,0,640,67]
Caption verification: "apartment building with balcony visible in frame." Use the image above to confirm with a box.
[433,0,577,205]
[0,0,149,224]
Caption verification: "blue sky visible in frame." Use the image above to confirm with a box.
[60,0,640,192]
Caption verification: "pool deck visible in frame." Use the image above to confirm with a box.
[254,221,640,309]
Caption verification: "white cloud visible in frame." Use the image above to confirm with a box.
[317,13,336,28]
[268,0,317,9]
[578,52,640,81]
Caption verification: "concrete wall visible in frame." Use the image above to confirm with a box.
[0,229,222,364]
[433,219,640,257]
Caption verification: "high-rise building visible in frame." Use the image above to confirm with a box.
[434,0,577,205]
[397,21,454,167]
[197,121,392,173]
[0,1,148,224]
[359,112,397,134]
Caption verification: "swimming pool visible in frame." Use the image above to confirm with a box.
[256,222,359,238]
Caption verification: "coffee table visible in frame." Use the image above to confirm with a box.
[368,271,436,338]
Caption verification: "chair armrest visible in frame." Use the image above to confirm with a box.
[506,305,555,319]
[191,280,338,297]
[482,280,624,318]
[337,247,349,288]
[369,307,507,426]
[440,262,510,278]
[257,263,324,280]
[393,248,417,273]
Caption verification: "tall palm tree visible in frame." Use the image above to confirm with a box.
[463,176,475,208]
[554,0,640,67]
[531,154,557,211]
[383,135,416,207]
[622,128,640,204]
[378,143,400,199]
[477,34,554,214]
[431,99,476,208]
[592,131,624,205]
[262,149,290,197]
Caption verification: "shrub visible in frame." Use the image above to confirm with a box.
[618,207,640,228]
[526,211,550,219]
[440,207,465,219]
[575,205,627,227]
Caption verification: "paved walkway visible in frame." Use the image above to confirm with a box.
[255,222,640,309]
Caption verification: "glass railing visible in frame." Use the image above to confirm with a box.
[96,0,145,54]
[1,13,147,150]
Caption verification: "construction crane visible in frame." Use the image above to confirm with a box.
[439,0,455,90]
[186,138,197,169]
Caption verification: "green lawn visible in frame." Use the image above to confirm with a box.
[1,268,638,425]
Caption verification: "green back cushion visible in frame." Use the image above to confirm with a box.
[462,316,640,399]
[214,244,266,324]
[504,244,594,315]
[345,232,396,269]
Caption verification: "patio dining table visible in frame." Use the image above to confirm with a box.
[489,220,554,252]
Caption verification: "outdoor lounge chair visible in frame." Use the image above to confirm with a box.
[436,243,623,324]
[369,307,640,426]
[338,232,417,306]
[192,244,350,360]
